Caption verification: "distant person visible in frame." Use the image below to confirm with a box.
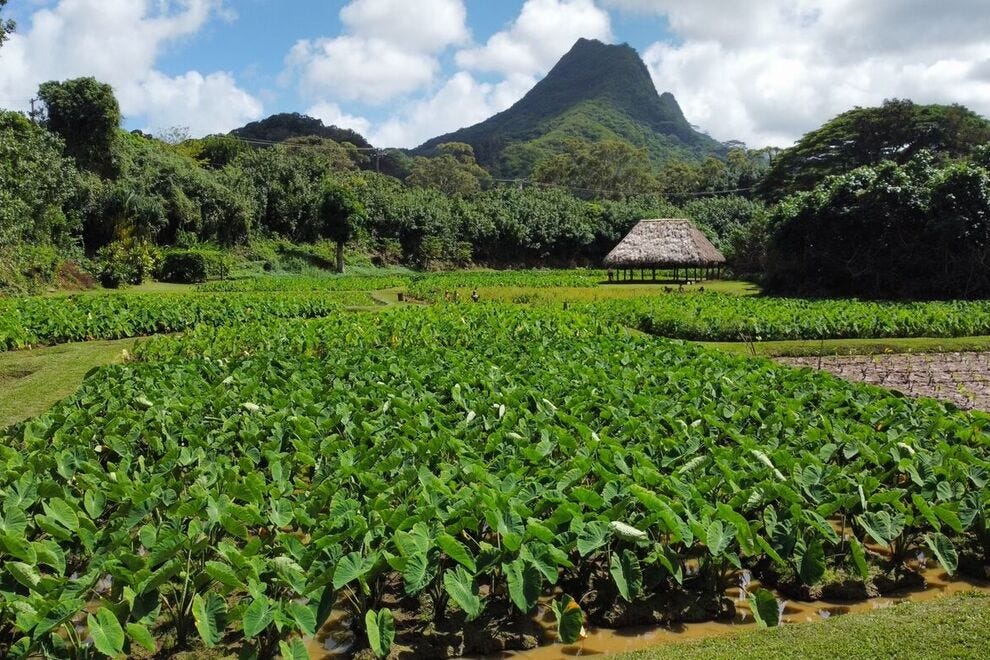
[471,289,480,303]
[607,268,614,282]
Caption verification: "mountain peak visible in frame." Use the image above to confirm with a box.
[413,38,724,176]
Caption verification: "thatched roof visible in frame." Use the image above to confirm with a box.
[603,219,725,268]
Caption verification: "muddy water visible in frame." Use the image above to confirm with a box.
[305,568,990,659]
[500,568,990,659]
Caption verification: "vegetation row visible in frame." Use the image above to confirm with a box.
[1,306,987,657]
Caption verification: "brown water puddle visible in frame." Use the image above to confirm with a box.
[304,568,990,659]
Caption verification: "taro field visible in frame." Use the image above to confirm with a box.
[1,274,990,659]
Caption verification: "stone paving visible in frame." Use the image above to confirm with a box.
[778,352,990,412]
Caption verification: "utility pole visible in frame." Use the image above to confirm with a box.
[28,98,41,124]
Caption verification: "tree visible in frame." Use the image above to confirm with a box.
[38,77,122,177]
[532,138,658,200]
[657,159,701,197]
[0,0,14,49]
[0,111,81,246]
[406,142,491,197]
[318,181,366,272]
[176,134,251,170]
[765,152,990,299]
[760,99,990,200]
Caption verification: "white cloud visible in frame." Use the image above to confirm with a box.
[306,101,372,137]
[340,0,469,54]
[286,36,439,104]
[0,0,263,136]
[284,0,469,105]
[630,0,990,147]
[130,71,264,136]
[456,0,612,77]
[369,72,536,148]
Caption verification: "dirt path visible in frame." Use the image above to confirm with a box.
[778,352,990,411]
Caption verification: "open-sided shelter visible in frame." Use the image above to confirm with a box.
[603,219,725,282]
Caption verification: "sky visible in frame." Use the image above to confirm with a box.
[1,0,988,149]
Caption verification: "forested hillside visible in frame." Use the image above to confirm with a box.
[414,39,726,177]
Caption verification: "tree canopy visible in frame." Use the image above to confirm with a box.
[0,111,81,246]
[761,99,990,200]
[766,152,990,299]
[38,77,122,177]
[532,138,658,200]
[406,142,491,197]
[318,181,367,272]
[0,0,14,49]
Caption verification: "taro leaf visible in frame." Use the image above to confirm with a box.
[505,559,541,614]
[34,540,66,576]
[576,520,610,556]
[609,520,648,544]
[443,566,483,621]
[526,519,556,543]
[932,505,964,535]
[333,552,370,590]
[550,594,584,644]
[0,506,27,535]
[286,600,317,636]
[242,597,273,638]
[279,638,310,660]
[87,607,125,657]
[0,532,36,563]
[748,588,780,628]
[8,561,42,592]
[44,497,79,532]
[34,597,86,637]
[273,556,308,594]
[609,549,643,602]
[797,537,825,586]
[400,548,434,596]
[755,535,785,566]
[192,592,226,647]
[849,536,870,583]
[438,532,477,572]
[520,542,559,584]
[365,608,395,659]
[84,490,105,520]
[706,520,731,557]
[656,544,683,585]
[856,511,903,548]
[126,622,156,653]
[205,561,243,590]
[220,513,249,540]
[925,533,959,576]
[269,499,294,528]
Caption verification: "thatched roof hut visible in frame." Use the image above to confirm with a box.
[604,219,725,269]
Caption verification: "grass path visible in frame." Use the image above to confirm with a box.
[618,592,990,660]
[0,337,137,428]
[701,335,990,357]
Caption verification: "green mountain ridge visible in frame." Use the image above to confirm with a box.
[413,38,726,177]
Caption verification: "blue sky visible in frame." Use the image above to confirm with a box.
[2,1,988,148]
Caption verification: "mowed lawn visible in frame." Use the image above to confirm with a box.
[0,337,137,427]
[620,592,990,660]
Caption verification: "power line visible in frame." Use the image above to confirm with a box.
[232,135,390,152]
[492,177,753,198]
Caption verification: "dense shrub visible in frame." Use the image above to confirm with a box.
[0,111,81,246]
[157,249,208,283]
[95,238,160,288]
[766,153,990,298]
